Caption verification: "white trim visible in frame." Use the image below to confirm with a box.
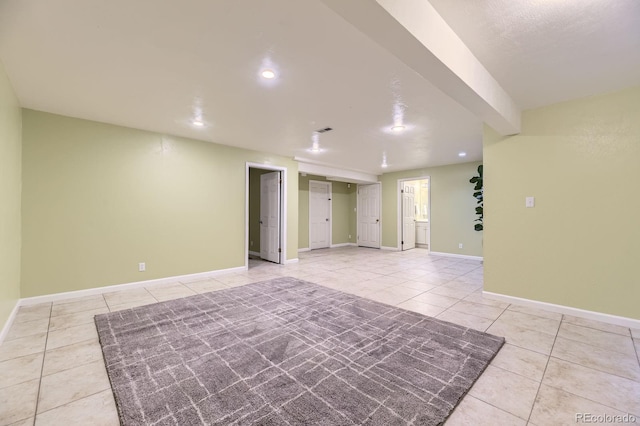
[0,301,21,345]
[330,243,356,248]
[430,252,483,261]
[19,265,247,307]
[309,180,332,250]
[483,291,640,329]
[284,258,299,264]
[248,250,260,257]
[246,163,288,266]
[381,246,400,251]
[298,247,311,253]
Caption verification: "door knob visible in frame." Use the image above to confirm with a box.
[326,218,329,221]
[376,219,380,223]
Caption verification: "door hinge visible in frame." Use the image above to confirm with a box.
[278,248,281,253]
[401,241,404,245]
[279,179,282,184]
[401,189,404,193]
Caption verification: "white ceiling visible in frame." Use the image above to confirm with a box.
[428,0,640,110]
[1,0,638,175]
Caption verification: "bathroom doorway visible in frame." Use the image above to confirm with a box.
[398,177,430,251]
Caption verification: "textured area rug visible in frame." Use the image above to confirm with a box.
[95,278,504,425]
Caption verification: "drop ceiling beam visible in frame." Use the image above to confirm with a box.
[321,0,521,135]
[296,160,379,184]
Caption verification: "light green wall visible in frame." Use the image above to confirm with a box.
[248,168,271,252]
[348,185,357,244]
[21,110,298,297]
[484,86,640,319]
[332,180,356,245]
[0,62,22,328]
[379,162,483,256]
[298,175,357,248]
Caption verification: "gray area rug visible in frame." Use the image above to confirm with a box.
[95,277,504,425]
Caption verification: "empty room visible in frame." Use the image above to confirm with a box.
[1,1,639,425]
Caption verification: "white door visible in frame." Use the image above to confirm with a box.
[402,185,416,251]
[309,181,331,250]
[260,171,281,263]
[357,184,381,248]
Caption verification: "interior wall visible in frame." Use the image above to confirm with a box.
[248,168,271,254]
[332,180,355,245]
[298,174,356,249]
[0,61,22,328]
[21,109,298,297]
[379,162,483,256]
[484,86,640,320]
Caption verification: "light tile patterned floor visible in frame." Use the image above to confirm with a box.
[0,247,638,425]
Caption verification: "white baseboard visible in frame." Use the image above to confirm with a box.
[430,252,483,261]
[483,291,640,329]
[0,300,21,346]
[381,246,399,251]
[298,248,311,253]
[19,265,248,307]
[248,250,260,257]
[330,243,356,248]
[284,258,299,264]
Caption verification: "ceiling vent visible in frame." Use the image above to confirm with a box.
[316,127,333,133]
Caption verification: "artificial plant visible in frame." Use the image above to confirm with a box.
[469,164,483,231]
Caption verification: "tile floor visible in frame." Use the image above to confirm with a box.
[1,247,639,425]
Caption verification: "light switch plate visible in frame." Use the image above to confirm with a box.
[525,196,535,208]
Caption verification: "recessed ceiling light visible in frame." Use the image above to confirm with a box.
[261,69,276,79]
[458,151,467,157]
[391,125,405,132]
[192,119,204,127]
[381,153,388,168]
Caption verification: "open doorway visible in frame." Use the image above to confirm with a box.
[246,163,287,267]
[398,177,430,251]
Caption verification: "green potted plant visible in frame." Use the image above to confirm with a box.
[469,165,483,231]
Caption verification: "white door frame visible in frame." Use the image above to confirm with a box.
[397,176,430,251]
[309,180,332,249]
[245,162,287,267]
[357,182,382,248]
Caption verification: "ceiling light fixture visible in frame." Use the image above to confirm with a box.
[381,153,388,168]
[192,119,204,127]
[261,69,276,79]
[308,132,322,153]
[458,151,467,157]
[391,125,405,132]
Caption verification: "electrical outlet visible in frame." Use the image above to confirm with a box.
[138,262,146,272]
[458,243,463,249]
[349,234,351,239]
